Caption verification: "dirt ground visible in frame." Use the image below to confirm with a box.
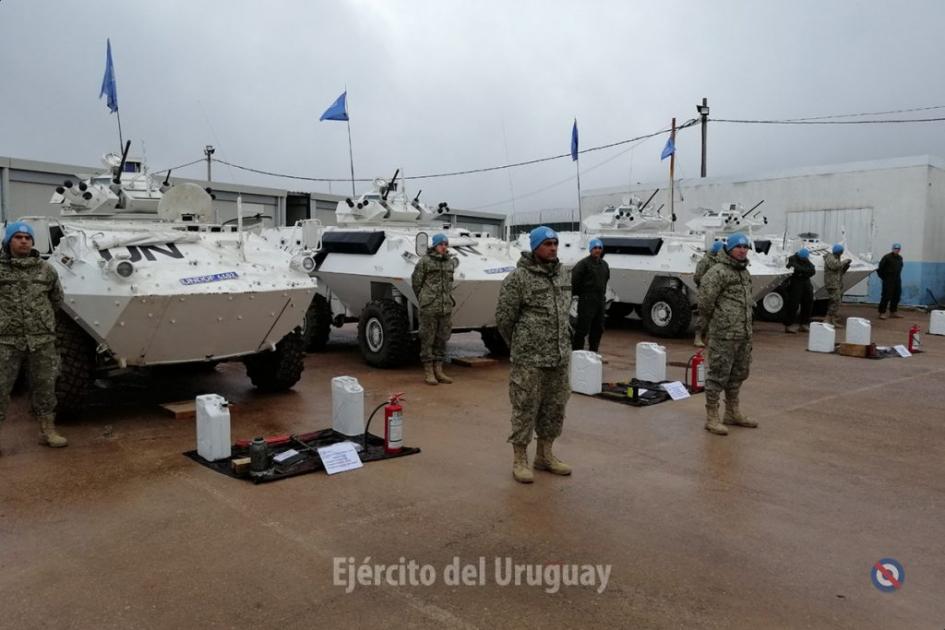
[0,305,942,629]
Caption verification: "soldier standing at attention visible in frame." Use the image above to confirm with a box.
[823,243,851,327]
[496,226,572,483]
[877,243,904,319]
[0,221,68,451]
[571,238,609,353]
[411,232,457,386]
[782,247,815,334]
[693,240,723,347]
[697,232,757,437]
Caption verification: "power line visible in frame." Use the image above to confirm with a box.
[152,158,205,175]
[771,104,945,122]
[209,119,699,185]
[713,115,945,125]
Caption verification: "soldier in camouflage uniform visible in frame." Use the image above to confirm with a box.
[823,244,851,327]
[411,233,457,385]
[692,240,723,347]
[496,226,572,483]
[0,221,68,451]
[697,232,757,436]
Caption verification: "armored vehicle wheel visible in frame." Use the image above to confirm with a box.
[357,299,411,368]
[641,287,692,337]
[244,330,305,392]
[55,314,96,416]
[480,327,509,357]
[755,286,788,322]
[302,294,332,352]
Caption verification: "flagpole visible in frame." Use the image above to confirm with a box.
[116,109,124,151]
[346,119,356,197]
[669,117,676,232]
[575,158,582,231]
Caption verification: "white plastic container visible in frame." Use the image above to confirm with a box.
[332,376,365,436]
[807,322,836,353]
[570,351,602,395]
[195,394,231,461]
[635,342,667,382]
[845,317,872,345]
[930,310,945,336]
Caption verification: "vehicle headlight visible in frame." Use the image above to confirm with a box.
[115,260,135,278]
[291,254,316,273]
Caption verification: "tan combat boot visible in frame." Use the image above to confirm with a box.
[878,313,888,320]
[723,389,758,428]
[423,363,438,386]
[704,391,728,436]
[38,415,68,448]
[533,438,572,476]
[693,329,705,347]
[799,324,810,332]
[512,444,533,483]
[433,362,453,384]
[891,312,904,319]
[784,325,797,334]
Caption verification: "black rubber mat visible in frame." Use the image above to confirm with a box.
[184,429,420,483]
[592,378,702,407]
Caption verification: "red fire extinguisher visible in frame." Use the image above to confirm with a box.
[687,350,706,393]
[384,393,405,454]
[908,324,922,353]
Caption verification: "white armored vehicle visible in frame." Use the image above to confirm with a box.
[686,203,876,320]
[265,171,516,366]
[18,143,316,413]
[519,197,789,337]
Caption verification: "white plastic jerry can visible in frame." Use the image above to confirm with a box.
[636,342,667,382]
[332,376,365,436]
[196,393,231,461]
[807,322,836,353]
[570,350,603,395]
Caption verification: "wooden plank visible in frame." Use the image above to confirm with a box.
[452,356,498,368]
[837,342,869,358]
[160,400,237,419]
[160,400,197,419]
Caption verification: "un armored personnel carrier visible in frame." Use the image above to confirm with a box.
[16,143,316,413]
[686,203,876,321]
[264,171,516,366]
[518,197,788,337]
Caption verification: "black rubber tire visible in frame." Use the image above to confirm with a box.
[357,299,412,368]
[302,294,332,352]
[244,330,305,392]
[480,327,509,357]
[55,314,96,416]
[755,286,789,322]
[641,287,692,337]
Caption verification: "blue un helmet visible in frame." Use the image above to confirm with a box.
[797,247,810,259]
[710,241,723,254]
[725,232,750,252]
[892,242,901,251]
[832,243,844,255]
[588,238,603,252]
[529,225,559,251]
[3,221,34,245]
[431,233,448,247]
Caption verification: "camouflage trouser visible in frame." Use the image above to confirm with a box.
[0,342,60,424]
[419,311,452,363]
[826,288,843,319]
[694,312,705,334]
[507,363,570,445]
[705,337,751,394]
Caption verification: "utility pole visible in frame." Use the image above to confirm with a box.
[204,145,215,181]
[697,97,709,177]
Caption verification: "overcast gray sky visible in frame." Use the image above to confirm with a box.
[3,0,945,216]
